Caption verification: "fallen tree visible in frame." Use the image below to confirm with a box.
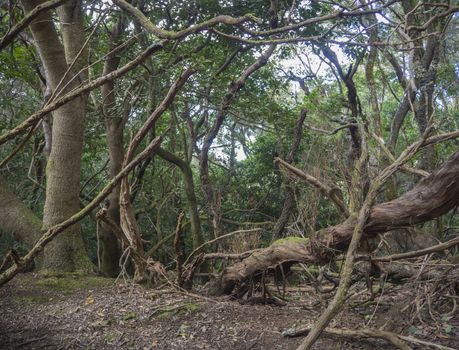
[208,148,459,296]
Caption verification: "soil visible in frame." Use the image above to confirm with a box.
[0,274,458,349]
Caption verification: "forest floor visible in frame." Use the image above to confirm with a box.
[0,273,458,350]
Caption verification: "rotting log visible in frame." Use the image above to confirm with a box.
[210,149,459,295]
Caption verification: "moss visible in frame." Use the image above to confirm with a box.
[304,265,319,274]
[123,312,137,321]
[13,294,50,304]
[104,333,117,343]
[71,236,96,273]
[157,302,201,319]
[273,236,309,245]
[158,310,174,319]
[183,301,200,312]
[36,275,111,294]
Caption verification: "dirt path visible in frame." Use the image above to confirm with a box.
[0,274,457,349]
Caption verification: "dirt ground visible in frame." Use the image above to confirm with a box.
[0,274,458,349]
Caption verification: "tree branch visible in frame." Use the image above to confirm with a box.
[113,0,261,40]
[0,136,163,287]
[0,42,165,146]
[0,0,69,51]
[274,157,349,217]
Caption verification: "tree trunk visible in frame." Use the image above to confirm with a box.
[272,109,306,238]
[271,186,295,238]
[211,149,459,295]
[99,16,126,277]
[199,45,275,238]
[100,120,123,276]
[0,177,41,250]
[156,147,203,249]
[21,0,92,273]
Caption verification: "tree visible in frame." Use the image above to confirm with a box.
[0,6,458,349]
[19,0,92,273]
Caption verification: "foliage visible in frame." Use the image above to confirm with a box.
[0,0,458,273]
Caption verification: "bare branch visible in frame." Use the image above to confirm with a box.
[0,42,165,146]
[0,136,163,287]
[359,235,459,263]
[184,228,263,267]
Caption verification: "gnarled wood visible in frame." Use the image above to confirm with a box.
[212,149,459,295]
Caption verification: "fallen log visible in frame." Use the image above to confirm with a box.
[209,149,459,295]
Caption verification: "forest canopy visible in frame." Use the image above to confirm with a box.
[0,0,459,349]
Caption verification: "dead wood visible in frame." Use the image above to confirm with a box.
[202,250,262,260]
[210,149,459,296]
[298,126,430,349]
[283,326,456,350]
[358,235,459,263]
[183,228,263,267]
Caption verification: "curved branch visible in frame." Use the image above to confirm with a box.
[113,0,261,40]
[0,0,69,51]
[0,136,163,288]
[0,42,164,146]
[274,157,349,217]
[216,146,459,295]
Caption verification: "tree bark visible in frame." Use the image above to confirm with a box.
[99,16,126,277]
[212,149,459,295]
[398,1,447,169]
[21,0,92,273]
[0,177,42,250]
[156,147,203,249]
[272,109,307,238]
[119,69,195,279]
[199,45,276,238]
